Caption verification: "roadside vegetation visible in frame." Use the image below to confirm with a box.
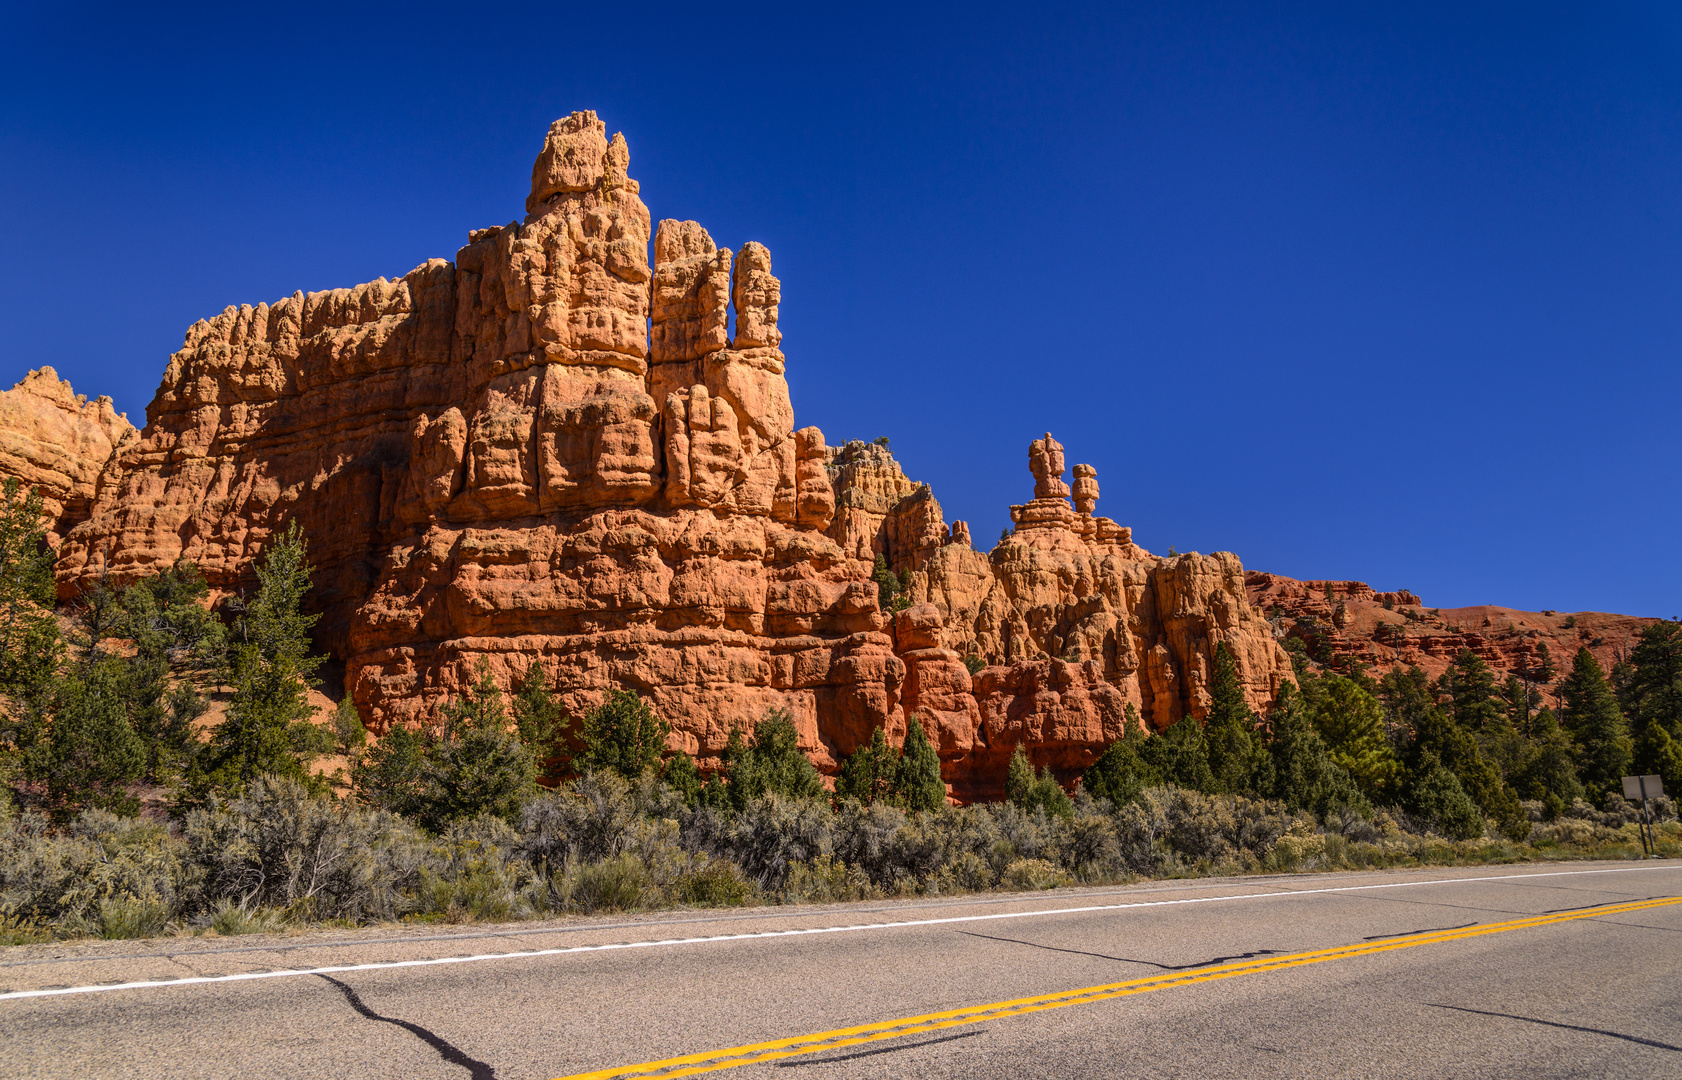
[0,478,1678,944]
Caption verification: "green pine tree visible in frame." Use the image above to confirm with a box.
[1265,681,1369,820]
[661,750,706,807]
[722,708,825,810]
[191,523,329,801]
[1203,643,1258,795]
[510,661,568,785]
[576,689,671,780]
[1510,707,1584,813]
[893,718,947,812]
[1558,647,1632,803]
[329,697,367,759]
[835,726,897,805]
[1389,665,1526,840]
[1301,672,1401,803]
[1624,622,1682,795]
[1446,650,1506,734]
[1081,706,1161,808]
[353,721,429,817]
[1005,745,1073,818]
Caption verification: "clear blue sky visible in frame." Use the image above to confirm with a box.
[4,2,1680,617]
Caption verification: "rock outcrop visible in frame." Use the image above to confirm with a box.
[0,368,135,543]
[839,435,1296,799]
[41,112,1295,800]
[1246,572,1657,705]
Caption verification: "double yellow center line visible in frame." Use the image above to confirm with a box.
[558,894,1682,1079]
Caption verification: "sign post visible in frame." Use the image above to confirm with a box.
[1622,775,1665,858]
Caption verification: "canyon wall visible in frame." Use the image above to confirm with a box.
[35,112,1294,800]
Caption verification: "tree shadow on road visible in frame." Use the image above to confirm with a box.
[317,974,498,1079]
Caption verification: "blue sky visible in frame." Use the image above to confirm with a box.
[4,1,1680,616]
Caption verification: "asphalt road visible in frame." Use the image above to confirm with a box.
[3,860,1680,1080]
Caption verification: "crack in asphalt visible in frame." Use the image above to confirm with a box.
[1427,1004,1682,1051]
[773,1029,985,1066]
[317,974,498,1079]
[955,929,1283,970]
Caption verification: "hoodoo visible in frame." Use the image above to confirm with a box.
[38,112,1294,800]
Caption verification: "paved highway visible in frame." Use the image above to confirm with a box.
[3,860,1679,1079]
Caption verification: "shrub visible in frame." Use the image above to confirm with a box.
[1001,858,1069,891]
[205,900,288,936]
[781,855,879,904]
[673,860,757,908]
[97,895,169,939]
[182,778,427,923]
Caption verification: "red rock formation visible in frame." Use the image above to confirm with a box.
[44,112,1294,800]
[0,368,135,543]
[835,434,1296,792]
[1246,572,1656,705]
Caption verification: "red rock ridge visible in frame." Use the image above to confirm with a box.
[1246,571,1658,705]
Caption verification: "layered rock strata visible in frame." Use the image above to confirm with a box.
[0,368,135,544]
[44,112,1295,800]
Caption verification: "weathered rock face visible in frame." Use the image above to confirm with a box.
[835,435,1296,799]
[0,368,135,544]
[47,112,1295,801]
[1246,572,1657,706]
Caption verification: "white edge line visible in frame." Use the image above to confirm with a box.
[3,864,1675,1002]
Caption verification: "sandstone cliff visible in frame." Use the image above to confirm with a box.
[41,112,1294,800]
[0,368,135,544]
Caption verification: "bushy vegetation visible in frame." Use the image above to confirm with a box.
[1,480,1678,944]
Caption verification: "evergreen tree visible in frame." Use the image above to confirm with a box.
[1081,707,1160,808]
[893,718,947,812]
[353,660,541,829]
[1446,650,1506,734]
[1624,622,1682,794]
[1399,672,1527,840]
[835,726,897,805]
[329,697,367,759]
[576,689,671,779]
[722,708,825,810]
[1265,681,1369,820]
[510,661,568,785]
[1558,647,1632,802]
[1140,710,1216,793]
[0,479,60,705]
[1302,672,1401,803]
[1408,750,1485,840]
[1203,643,1258,795]
[37,653,147,818]
[425,661,535,827]
[117,564,219,783]
[1510,707,1584,815]
[1005,746,1073,818]
[353,721,429,818]
[661,750,706,808]
[191,523,328,799]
